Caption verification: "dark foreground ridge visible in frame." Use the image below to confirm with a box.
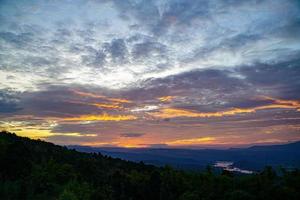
[1,131,300,200]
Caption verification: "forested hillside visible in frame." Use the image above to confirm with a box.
[1,131,300,200]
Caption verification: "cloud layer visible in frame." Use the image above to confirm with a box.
[0,0,300,147]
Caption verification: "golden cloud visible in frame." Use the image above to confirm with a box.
[158,96,176,102]
[91,103,122,109]
[261,96,300,111]
[53,133,97,137]
[66,100,122,109]
[150,108,254,118]
[63,113,137,121]
[166,137,216,145]
[108,98,132,104]
[72,90,132,103]
[150,97,300,118]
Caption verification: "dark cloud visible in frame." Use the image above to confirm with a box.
[51,123,101,135]
[120,133,145,138]
[69,44,84,53]
[132,41,167,59]
[112,0,160,28]
[277,18,300,39]
[22,56,59,68]
[217,34,262,52]
[152,0,210,35]
[55,28,72,38]
[122,68,249,103]
[0,89,22,113]
[81,49,106,68]
[223,98,273,109]
[104,38,128,64]
[147,143,169,148]
[6,75,15,80]
[181,34,264,65]
[238,58,300,99]
[0,31,33,47]
[46,134,98,145]
[13,88,106,118]
[111,0,210,36]
[120,57,300,113]
[0,85,135,119]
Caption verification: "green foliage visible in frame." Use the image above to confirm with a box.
[0,131,300,200]
[58,190,78,200]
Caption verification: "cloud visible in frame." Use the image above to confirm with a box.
[131,105,159,112]
[63,113,137,122]
[0,86,134,119]
[0,0,300,147]
[72,90,132,103]
[166,137,216,146]
[45,134,101,145]
[0,89,22,113]
[150,97,300,119]
[150,108,253,118]
[147,143,169,148]
[103,38,128,64]
[158,96,175,102]
[81,49,106,68]
[120,133,145,138]
[132,41,167,60]
[0,31,34,47]
[1,0,299,90]
[238,58,300,99]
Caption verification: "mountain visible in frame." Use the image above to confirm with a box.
[1,131,300,200]
[69,141,300,171]
[246,141,300,151]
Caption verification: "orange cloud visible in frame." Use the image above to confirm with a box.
[158,96,175,102]
[81,140,148,148]
[166,137,216,145]
[150,108,255,118]
[261,96,300,111]
[66,100,122,109]
[108,98,132,104]
[150,97,300,118]
[72,90,106,99]
[63,113,137,121]
[72,90,132,103]
[91,103,122,109]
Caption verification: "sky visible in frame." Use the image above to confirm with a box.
[0,0,300,148]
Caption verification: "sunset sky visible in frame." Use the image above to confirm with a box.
[0,0,300,148]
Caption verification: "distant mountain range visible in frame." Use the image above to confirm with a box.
[69,141,300,172]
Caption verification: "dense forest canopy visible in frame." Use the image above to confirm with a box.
[0,131,300,200]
